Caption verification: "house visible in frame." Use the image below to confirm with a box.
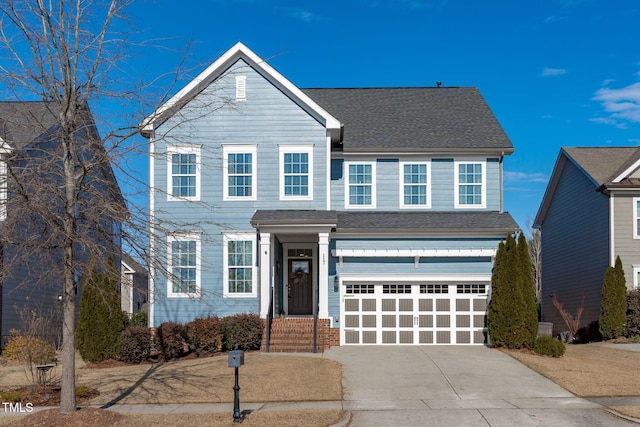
[0,101,126,344]
[142,42,518,349]
[535,147,640,336]
[121,254,148,316]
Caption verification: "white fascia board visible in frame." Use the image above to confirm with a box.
[141,42,341,137]
[338,273,492,282]
[613,158,640,183]
[121,260,136,274]
[332,248,497,258]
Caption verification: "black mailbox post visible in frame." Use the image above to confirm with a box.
[228,349,245,422]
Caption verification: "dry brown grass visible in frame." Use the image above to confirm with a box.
[0,409,347,427]
[503,344,640,397]
[503,343,640,420]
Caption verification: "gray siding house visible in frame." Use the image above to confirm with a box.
[143,42,518,349]
[535,147,640,336]
[0,101,126,344]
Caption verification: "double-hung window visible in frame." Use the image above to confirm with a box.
[279,145,313,200]
[167,144,201,201]
[633,198,640,239]
[168,233,201,297]
[454,160,486,208]
[345,161,376,208]
[400,161,430,208]
[223,233,257,297]
[223,145,257,200]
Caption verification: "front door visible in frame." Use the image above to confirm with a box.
[288,259,313,315]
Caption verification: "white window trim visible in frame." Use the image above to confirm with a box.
[279,144,314,201]
[633,197,640,239]
[223,232,258,298]
[454,159,486,209]
[235,76,246,101]
[167,232,201,298]
[399,160,431,209]
[167,144,201,201]
[345,161,377,209]
[223,144,257,201]
[634,265,640,289]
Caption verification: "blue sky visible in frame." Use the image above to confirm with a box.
[122,0,640,230]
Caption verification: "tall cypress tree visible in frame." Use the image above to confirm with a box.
[77,256,127,362]
[488,240,508,347]
[516,233,538,348]
[599,256,627,339]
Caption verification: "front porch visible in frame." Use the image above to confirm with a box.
[251,210,338,352]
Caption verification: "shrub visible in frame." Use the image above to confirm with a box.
[77,256,128,362]
[599,256,627,339]
[155,322,187,360]
[3,330,57,365]
[534,336,565,357]
[0,391,23,403]
[127,311,148,328]
[120,326,152,363]
[627,289,640,338]
[222,313,263,351]
[185,316,223,357]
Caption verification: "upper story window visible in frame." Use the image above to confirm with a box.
[167,144,201,201]
[400,161,430,208]
[346,161,376,208]
[279,145,313,200]
[634,198,640,239]
[223,145,257,201]
[168,233,201,297]
[235,76,246,101]
[454,160,486,208]
[223,232,257,298]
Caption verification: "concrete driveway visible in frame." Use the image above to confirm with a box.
[323,345,635,426]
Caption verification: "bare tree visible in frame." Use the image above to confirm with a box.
[0,0,133,412]
[526,218,542,303]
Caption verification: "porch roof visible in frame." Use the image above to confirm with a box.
[250,210,338,227]
[251,210,518,235]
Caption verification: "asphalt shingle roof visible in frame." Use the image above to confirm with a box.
[0,102,61,148]
[563,147,640,184]
[302,87,513,153]
[251,210,518,233]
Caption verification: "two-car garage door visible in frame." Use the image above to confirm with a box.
[341,282,489,345]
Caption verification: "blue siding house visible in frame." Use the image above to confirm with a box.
[142,42,518,349]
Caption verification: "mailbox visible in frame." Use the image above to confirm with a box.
[228,349,245,368]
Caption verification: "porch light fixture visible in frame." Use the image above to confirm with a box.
[334,275,339,291]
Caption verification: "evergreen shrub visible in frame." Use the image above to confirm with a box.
[599,256,627,339]
[185,315,223,356]
[534,336,565,357]
[155,322,187,360]
[120,326,152,363]
[127,311,148,328]
[627,289,640,338]
[222,313,263,351]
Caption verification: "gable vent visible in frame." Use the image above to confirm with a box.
[235,76,246,101]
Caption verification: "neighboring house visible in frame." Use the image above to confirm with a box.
[0,101,125,344]
[534,147,640,336]
[121,254,148,316]
[142,42,518,349]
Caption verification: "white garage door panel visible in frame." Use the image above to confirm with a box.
[342,283,488,345]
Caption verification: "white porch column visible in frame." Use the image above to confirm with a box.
[259,232,271,319]
[318,232,329,318]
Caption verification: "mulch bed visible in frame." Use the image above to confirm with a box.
[4,407,124,427]
[1,385,99,407]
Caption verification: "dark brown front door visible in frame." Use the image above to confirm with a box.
[288,259,313,315]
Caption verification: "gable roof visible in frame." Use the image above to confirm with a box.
[535,146,640,227]
[302,87,513,154]
[140,42,342,141]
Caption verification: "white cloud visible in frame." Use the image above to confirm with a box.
[504,171,548,183]
[541,67,568,77]
[593,82,640,124]
[281,7,323,22]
